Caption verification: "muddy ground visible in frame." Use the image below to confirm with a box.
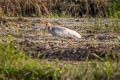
[0,17,120,61]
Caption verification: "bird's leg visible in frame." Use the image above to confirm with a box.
[57,37,64,48]
[61,38,64,47]
[56,37,61,47]
[59,38,62,47]
[71,39,74,46]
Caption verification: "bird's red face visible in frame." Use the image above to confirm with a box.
[46,23,52,28]
[44,23,52,33]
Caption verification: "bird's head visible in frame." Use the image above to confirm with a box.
[46,23,52,27]
[44,23,52,33]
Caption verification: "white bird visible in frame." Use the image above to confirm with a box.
[44,23,82,41]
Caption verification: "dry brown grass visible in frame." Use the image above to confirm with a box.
[0,0,115,17]
[0,0,51,16]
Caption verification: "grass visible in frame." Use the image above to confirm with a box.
[0,16,119,79]
[90,18,120,33]
[108,0,120,18]
[0,36,120,80]
[0,0,119,18]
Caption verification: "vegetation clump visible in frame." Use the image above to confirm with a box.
[0,39,120,80]
[0,0,119,17]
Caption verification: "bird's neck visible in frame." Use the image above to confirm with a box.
[48,27,52,33]
[48,27,52,30]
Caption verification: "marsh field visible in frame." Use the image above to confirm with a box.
[0,0,120,80]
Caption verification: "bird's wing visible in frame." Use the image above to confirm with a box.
[52,26,81,38]
[52,26,70,37]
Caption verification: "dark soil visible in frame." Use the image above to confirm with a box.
[18,40,120,61]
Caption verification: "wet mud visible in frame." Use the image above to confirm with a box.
[0,17,120,61]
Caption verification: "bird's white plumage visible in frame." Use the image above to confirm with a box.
[48,25,81,39]
[67,29,81,38]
